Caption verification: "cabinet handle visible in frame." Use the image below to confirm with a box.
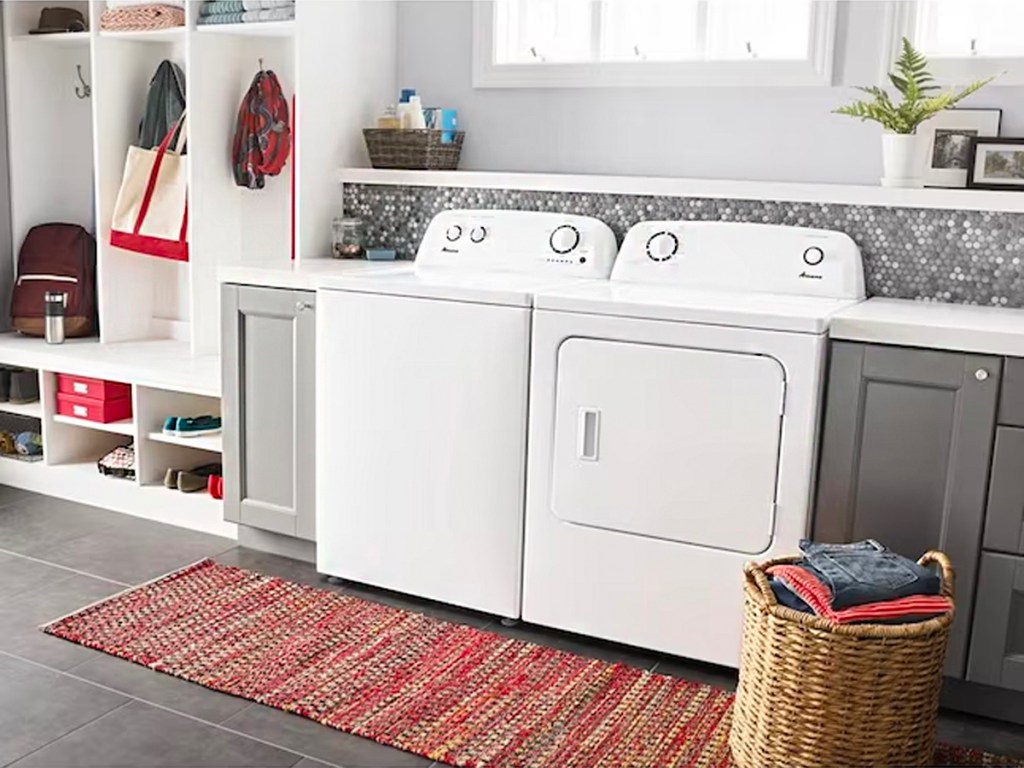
[975,368,990,382]
[296,301,313,313]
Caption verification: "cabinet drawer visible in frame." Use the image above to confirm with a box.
[984,427,1024,556]
[967,552,1024,693]
[999,358,1024,427]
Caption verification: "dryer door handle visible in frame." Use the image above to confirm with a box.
[577,407,601,462]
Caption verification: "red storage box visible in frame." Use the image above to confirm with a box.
[56,392,132,423]
[57,374,131,401]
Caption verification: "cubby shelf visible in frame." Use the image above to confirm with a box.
[0,400,42,419]
[194,20,294,37]
[9,32,90,46]
[148,430,222,453]
[54,414,134,435]
[99,27,184,42]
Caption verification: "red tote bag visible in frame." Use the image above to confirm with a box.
[110,112,188,262]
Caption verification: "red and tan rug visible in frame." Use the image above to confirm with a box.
[44,560,1023,768]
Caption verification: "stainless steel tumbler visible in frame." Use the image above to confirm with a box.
[44,291,66,345]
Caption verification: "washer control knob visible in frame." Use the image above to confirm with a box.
[646,231,679,262]
[975,368,990,382]
[445,224,463,242]
[470,226,487,244]
[549,224,580,255]
[802,246,825,266]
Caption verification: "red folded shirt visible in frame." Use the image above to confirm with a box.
[768,564,952,624]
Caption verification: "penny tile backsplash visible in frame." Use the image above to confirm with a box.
[343,183,1024,307]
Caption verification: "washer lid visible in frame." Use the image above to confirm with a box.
[535,282,863,334]
[318,268,597,307]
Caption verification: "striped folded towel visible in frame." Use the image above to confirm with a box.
[199,0,293,14]
[768,564,953,624]
[198,7,294,24]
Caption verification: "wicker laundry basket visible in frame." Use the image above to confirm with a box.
[729,551,955,768]
[363,129,465,170]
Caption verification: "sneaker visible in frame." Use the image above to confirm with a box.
[177,463,222,493]
[176,415,222,437]
[162,417,179,436]
[8,369,37,404]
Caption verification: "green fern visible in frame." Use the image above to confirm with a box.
[835,38,995,134]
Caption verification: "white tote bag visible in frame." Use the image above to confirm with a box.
[110,111,188,262]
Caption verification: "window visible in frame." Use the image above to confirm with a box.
[474,0,838,88]
[889,1,1024,84]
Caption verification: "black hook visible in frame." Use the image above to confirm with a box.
[75,64,91,99]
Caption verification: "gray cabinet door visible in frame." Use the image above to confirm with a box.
[984,428,1024,556]
[814,341,1001,678]
[222,285,316,541]
[967,552,1024,693]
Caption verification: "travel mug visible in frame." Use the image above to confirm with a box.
[44,291,67,345]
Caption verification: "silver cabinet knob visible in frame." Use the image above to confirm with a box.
[296,301,313,312]
[975,368,990,381]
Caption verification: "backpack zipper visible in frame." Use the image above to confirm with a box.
[17,274,78,285]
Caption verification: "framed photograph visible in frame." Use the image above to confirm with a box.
[968,138,1024,191]
[922,108,1002,188]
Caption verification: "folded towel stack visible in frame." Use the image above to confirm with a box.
[101,3,185,31]
[197,0,294,25]
[768,539,953,625]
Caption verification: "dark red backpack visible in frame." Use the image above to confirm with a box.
[12,224,97,337]
[232,70,291,190]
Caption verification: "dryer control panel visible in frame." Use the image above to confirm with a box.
[612,221,865,300]
[416,210,618,279]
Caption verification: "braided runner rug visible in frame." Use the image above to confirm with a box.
[43,560,1024,768]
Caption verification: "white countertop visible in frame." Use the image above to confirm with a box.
[218,259,410,291]
[830,298,1024,357]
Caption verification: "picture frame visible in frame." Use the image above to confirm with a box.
[967,137,1024,191]
[921,108,1002,188]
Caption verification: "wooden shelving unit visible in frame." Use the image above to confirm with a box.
[54,414,134,435]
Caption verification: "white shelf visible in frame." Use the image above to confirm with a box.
[0,400,42,419]
[9,32,90,46]
[194,20,294,37]
[147,430,222,453]
[99,27,184,43]
[54,414,134,436]
[337,168,1024,215]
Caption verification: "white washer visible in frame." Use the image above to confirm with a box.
[523,221,866,667]
[316,210,618,618]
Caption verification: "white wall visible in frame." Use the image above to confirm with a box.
[396,0,1024,184]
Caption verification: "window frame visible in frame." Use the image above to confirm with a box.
[883,1,1024,86]
[472,0,839,88]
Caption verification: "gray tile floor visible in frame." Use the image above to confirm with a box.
[1,488,1022,767]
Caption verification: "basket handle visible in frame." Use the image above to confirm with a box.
[743,560,778,606]
[918,550,955,599]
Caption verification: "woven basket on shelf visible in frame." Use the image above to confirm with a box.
[363,129,465,171]
[729,551,955,768]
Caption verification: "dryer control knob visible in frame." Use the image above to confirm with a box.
[470,226,487,243]
[802,246,825,266]
[445,224,463,242]
[646,231,679,262]
[550,224,580,255]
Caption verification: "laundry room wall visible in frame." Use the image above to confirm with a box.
[396,1,1024,184]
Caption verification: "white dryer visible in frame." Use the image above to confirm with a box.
[316,210,618,619]
[522,221,866,667]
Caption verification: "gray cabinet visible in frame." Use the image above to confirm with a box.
[222,285,316,541]
[983,428,1024,556]
[967,552,1024,692]
[814,341,1001,678]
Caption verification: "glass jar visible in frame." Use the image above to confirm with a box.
[331,217,365,259]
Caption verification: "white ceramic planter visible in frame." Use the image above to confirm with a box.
[880,132,930,188]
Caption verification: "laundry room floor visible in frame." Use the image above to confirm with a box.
[0,488,1022,768]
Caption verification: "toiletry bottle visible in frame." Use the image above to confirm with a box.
[377,104,400,129]
[407,95,427,130]
[397,88,416,129]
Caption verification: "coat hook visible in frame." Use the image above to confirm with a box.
[75,64,91,99]
[258,57,264,71]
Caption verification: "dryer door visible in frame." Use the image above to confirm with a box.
[551,338,784,554]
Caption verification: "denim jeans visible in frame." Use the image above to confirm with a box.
[798,539,941,610]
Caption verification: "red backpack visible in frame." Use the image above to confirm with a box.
[232,70,291,190]
[12,224,97,337]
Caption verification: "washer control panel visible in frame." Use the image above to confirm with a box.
[417,210,617,278]
[613,221,865,300]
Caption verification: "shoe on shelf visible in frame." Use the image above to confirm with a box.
[163,468,179,489]
[0,368,10,403]
[208,474,223,500]
[177,462,222,493]
[176,415,221,437]
[162,417,179,436]
[9,369,39,405]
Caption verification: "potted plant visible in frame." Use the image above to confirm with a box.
[835,38,995,188]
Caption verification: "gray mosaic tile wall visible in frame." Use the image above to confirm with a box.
[343,183,1024,307]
